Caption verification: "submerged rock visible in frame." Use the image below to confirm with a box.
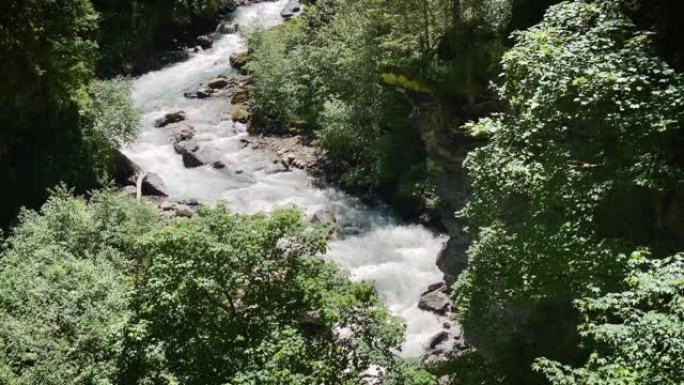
[155,110,186,127]
[196,34,213,49]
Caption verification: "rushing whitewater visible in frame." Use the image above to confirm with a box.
[124,0,447,357]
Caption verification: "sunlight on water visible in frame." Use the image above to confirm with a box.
[124,0,446,357]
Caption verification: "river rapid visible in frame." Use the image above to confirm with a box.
[123,0,447,357]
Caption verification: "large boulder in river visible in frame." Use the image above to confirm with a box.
[281,0,301,18]
[230,51,249,71]
[436,236,469,285]
[418,281,450,315]
[142,172,168,197]
[174,141,221,168]
[196,34,213,49]
[207,77,230,90]
[111,150,168,196]
[169,122,195,144]
[155,110,186,127]
[112,149,141,185]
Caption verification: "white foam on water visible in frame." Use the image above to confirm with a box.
[123,0,447,357]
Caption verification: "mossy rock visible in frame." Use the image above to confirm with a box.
[231,90,249,104]
[230,51,249,71]
[231,107,250,123]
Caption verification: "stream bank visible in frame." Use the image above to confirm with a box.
[119,0,450,358]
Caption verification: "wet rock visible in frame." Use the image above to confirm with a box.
[159,200,175,211]
[429,331,450,350]
[436,237,469,285]
[196,34,213,49]
[281,0,301,18]
[175,142,221,169]
[217,22,239,34]
[311,209,337,227]
[174,204,195,218]
[169,122,195,144]
[181,150,204,168]
[117,185,138,197]
[212,161,226,169]
[230,51,249,71]
[422,281,447,296]
[112,149,142,185]
[198,88,216,98]
[174,140,199,155]
[232,107,250,123]
[421,324,471,376]
[181,198,200,206]
[155,110,186,127]
[207,77,230,89]
[311,209,340,239]
[142,172,168,197]
[231,89,249,104]
[183,91,199,99]
[418,282,450,315]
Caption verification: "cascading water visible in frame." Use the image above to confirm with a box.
[123,0,447,357]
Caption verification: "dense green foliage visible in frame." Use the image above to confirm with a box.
[535,251,684,385]
[0,190,432,384]
[120,206,412,384]
[0,0,225,227]
[454,0,684,382]
[246,0,558,219]
[247,0,429,214]
[93,0,234,76]
[0,187,159,385]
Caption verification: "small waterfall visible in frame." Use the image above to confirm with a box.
[123,0,446,357]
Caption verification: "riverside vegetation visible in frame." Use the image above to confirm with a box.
[1,0,684,384]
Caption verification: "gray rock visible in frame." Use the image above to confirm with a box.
[281,0,301,18]
[117,185,138,197]
[181,198,200,206]
[169,123,195,144]
[196,34,213,49]
[418,286,450,315]
[311,209,340,239]
[217,22,239,34]
[112,149,142,185]
[311,209,337,227]
[159,200,175,211]
[155,110,186,128]
[428,331,450,350]
[436,237,469,285]
[174,204,195,218]
[182,149,204,168]
[422,281,447,296]
[207,77,230,89]
[175,142,221,168]
[142,172,168,197]
[229,51,249,71]
[197,88,215,98]
[173,140,199,155]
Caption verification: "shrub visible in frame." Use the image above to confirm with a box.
[454,0,684,381]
